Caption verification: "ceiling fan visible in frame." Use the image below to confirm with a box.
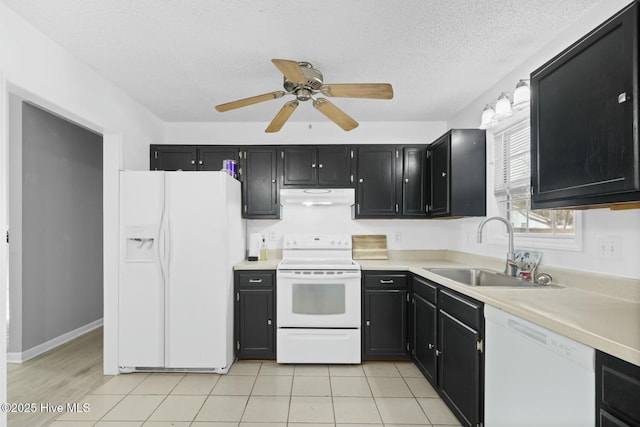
[215,59,394,133]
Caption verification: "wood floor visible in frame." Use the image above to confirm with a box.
[7,327,110,427]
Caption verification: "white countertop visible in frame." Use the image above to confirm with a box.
[235,256,640,366]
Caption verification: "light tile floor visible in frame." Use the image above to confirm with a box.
[48,360,461,427]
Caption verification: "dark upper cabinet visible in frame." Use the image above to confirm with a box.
[428,129,486,217]
[198,147,239,172]
[241,147,279,219]
[281,145,353,187]
[531,2,640,209]
[150,145,197,171]
[356,145,401,217]
[150,145,239,172]
[403,146,429,217]
[234,271,276,360]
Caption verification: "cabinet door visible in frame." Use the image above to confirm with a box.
[243,147,279,218]
[282,146,317,186]
[318,146,353,187]
[198,147,239,172]
[403,146,428,216]
[531,3,640,208]
[356,146,400,217]
[150,145,197,171]
[236,288,275,359]
[438,310,481,427]
[363,289,408,359]
[413,293,437,384]
[429,136,451,216]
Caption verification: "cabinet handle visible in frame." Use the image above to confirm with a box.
[428,343,434,350]
[249,279,263,283]
[350,174,354,183]
[436,349,441,356]
[198,160,203,165]
[191,160,196,165]
[379,279,394,284]
[319,164,323,168]
[267,319,272,325]
[311,163,316,168]
[441,171,446,177]
[272,179,276,183]
[618,92,629,103]
[405,178,409,183]
[359,178,364,183]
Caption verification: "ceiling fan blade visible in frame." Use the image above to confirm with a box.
[215,91,285,112]
[312,98,359,131]
[271,59,307,84]
[321,83,394,99]
[265,100,299,133]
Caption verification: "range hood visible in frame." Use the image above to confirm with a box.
[280,188,355,206]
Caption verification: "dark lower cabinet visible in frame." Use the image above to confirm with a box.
[234,271,276,359]
[362,272,409,360]
[596,350,640,427]
[438,310,481,427]
[410,276,484,427]
[411,276,438,384]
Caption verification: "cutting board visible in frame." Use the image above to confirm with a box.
[352,235,388,260]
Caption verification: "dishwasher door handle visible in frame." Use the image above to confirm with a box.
[508,318,547,345]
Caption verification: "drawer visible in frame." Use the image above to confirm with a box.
[439,289,482,331]
[412,275,437,304]
[237,271,274,288]
[597,351,640,426]
[364,273,408,289]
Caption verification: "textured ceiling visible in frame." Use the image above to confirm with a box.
[2,0,603,123]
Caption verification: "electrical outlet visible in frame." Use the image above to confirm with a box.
[597,236,621,260]
[269,231,277,242]
[393,231,401,243]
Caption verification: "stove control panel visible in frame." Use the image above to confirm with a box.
[283,234,352,250]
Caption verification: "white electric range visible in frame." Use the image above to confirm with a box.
[276,234,361,364]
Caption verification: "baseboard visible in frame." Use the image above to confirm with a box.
[7,318,103,364]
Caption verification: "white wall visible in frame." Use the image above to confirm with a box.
[0,2,164,398]
[164,121,447,146]
[447,0,640,280]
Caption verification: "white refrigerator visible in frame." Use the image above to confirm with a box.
[119,171,244,373]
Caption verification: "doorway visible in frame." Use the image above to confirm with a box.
[6,95,104,382]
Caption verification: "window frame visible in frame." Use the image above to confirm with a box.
[487,108,583,252]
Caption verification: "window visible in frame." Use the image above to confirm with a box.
[493,114,577,238]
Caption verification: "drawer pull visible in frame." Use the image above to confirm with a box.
[379,279,394,284]
[428,343,434,350]
[249,278,263,283]
[436,349,441,356]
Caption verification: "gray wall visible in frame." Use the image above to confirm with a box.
[10,100,103,353]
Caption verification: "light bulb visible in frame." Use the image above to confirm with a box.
[494,92,513,119]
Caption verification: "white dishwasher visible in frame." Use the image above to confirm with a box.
[484,305,595,427]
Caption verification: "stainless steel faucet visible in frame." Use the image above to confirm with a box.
[477,216,519,277]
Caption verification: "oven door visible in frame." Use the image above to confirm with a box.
[276,270,361,328]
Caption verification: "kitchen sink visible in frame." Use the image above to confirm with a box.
[425,268,560,288]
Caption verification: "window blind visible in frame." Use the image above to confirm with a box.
[494,119,530,194]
